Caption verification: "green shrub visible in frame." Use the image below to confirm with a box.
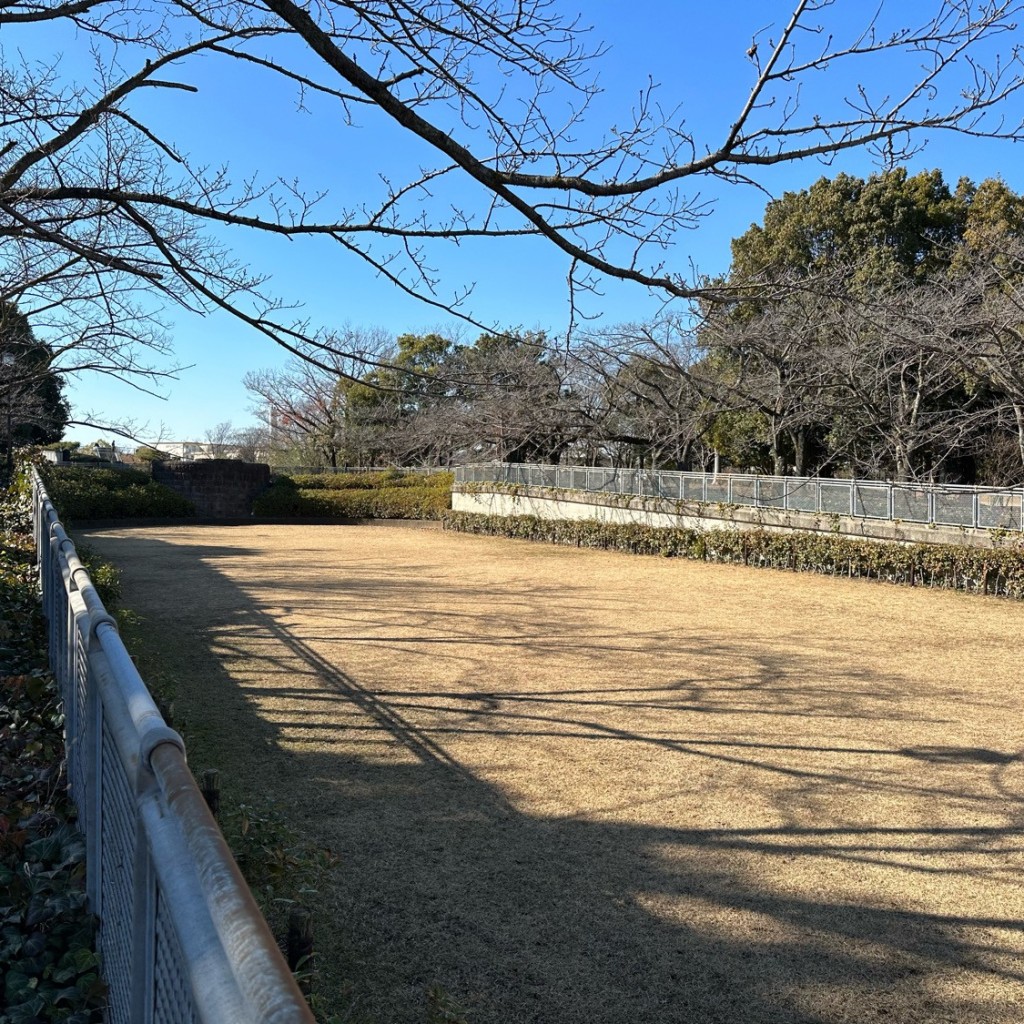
[75,545,122,608]
[38,466,194,520]
[251,475,306,515]
[254,473,451,519]
[442,512,1024,599]
[291,470,453,491]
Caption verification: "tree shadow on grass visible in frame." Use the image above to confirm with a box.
[80,527,1024,1024]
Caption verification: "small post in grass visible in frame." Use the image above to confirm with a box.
[200,768,220,819]
[287,906,314,993]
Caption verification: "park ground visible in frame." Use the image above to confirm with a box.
[79,523,1024,1024]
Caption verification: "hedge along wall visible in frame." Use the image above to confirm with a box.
[151,460,271,518]
[442,511,1024,599]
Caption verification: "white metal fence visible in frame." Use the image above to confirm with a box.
[274,465,440,475]
[31,469,315,1024]
[454,463,1024,532]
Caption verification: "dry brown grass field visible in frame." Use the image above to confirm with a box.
[80,523,1024,1024]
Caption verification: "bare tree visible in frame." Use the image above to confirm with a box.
[3,0,1024,416]
[230,425,271,463]
[432,334,579,464]
[243,329,397,466]
[576,326,718,469]
[817,284,981,480]
[202,420,235,455]
[592,266,999,481]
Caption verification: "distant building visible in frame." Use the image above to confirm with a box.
[144,441,240,461]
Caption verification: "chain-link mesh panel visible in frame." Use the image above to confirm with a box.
[47,558,59,671]
[706,479,729,503]
[978,492,1023,529]
[934,490,976,527]
[100,720,136,1024]
[683,476,706,501]
[854,484,890,519]
[892,487,930,522]
[819,482,852,514]
[612,470,633,494]
[590,468,618,492]
[757,479,787,508]
[661,474,683,499]
[153,890,200,1024]
[785,479,818,512]
[637,472,658,497]
[731,479,757,506]
[67,628,89,806]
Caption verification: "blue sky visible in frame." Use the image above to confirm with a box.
[21,1,1024,444]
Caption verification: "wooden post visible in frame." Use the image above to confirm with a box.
[200,768,220,819]
[287,907,314,993]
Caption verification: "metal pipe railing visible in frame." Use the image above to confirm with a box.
[30,468,315,1024]
[453,462,1024,532]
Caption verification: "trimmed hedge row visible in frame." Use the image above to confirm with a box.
[253,474,451,519]
[291,469,453,491]
[37,467,195,520]
[442,511,1024,598]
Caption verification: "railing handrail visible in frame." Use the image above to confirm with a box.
[31,468,315,1024]
[453,462,1024,532]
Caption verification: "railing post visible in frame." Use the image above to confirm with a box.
[84,660,103,911]
[128,832,157,1024]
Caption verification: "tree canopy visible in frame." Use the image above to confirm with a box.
[0,302,69,453]
[618,169,1024,482]
[4,0,1024,433]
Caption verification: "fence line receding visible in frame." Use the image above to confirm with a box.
[454,463,1024,533]
[31,468,315,1024]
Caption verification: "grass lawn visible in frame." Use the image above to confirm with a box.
[78,523,1024,1024]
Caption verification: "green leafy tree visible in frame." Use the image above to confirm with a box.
[730,168,966,289]
[0,302,69,471]
[695,170,1024,480]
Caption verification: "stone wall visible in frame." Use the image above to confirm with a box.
[152,460,270,518]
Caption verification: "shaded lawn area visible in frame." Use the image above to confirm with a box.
[79,523,1024,1024]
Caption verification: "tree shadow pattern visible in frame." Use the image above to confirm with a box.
[80,526,1024,1024]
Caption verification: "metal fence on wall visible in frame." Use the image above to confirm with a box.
[454,463,1024,532]
[31,469,315,1024]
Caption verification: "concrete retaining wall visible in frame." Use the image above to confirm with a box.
[452,485,1002,549]
[152,460,270,518]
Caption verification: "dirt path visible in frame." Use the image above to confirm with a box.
[80,523,1024,1024]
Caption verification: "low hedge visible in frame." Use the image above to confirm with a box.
[254,473,451,519]
[37,467,194,521]
[442,512,1024,598]
[291,469,453,491]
